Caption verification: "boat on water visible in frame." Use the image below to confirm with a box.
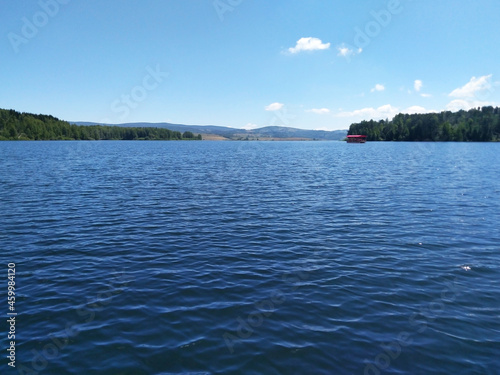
[346,135,367,143]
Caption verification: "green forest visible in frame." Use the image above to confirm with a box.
[0,109,202,141]
[348,106,500,141]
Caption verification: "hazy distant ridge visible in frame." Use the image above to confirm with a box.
[73,122,348,140]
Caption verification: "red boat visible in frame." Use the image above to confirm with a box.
[346,135,367,143]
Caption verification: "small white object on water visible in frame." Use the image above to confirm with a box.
[461,265,471,271]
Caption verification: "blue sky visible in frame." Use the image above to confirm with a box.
[2,0,500,130]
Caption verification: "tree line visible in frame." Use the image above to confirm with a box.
[348,107,500,141]
[0,109,202,141]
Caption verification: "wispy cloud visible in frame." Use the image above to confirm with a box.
[337,104,398,120]
[288,37,330,54]
[337,104,437,122]
[446,75,498,110]
[414,80,423,92]
[265,102,284,111]
[410,80,431,97]
[404,105,435,114]
[242,123,261,130]
[446,99,496,112]
[449,75,492,98]
[306,108,330,115]
[337,44,362,58]
[370,84,385,93]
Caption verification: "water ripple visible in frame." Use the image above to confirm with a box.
[1,141,499,374]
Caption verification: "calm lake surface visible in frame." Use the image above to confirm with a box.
[1,141,499,374]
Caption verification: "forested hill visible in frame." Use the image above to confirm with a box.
[0,109,200,141]
[348,107,500,141]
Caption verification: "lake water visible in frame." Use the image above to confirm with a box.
[1,141,499,374]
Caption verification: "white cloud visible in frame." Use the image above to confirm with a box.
[446,100,470,112]
[446,99,496,112]
[404,105,426,114]
[335,104,443,124]
[306,108,330,115]
[335,103,451,123]
[288,37,330,54]
[420,93,432,98]
[414,80,423,92]
[265,102,284,111]
[370,84,385,93]
[449,75,493,98]
[337,104,399,120]
[403,105,435,115]
[242,123,260,130]
[337,44,362,58]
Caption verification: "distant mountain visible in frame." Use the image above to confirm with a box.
[244,126,347,141]
[0,109,195,141]
[72,122,347,141]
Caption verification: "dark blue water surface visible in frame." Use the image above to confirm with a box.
[1,141,499,374]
